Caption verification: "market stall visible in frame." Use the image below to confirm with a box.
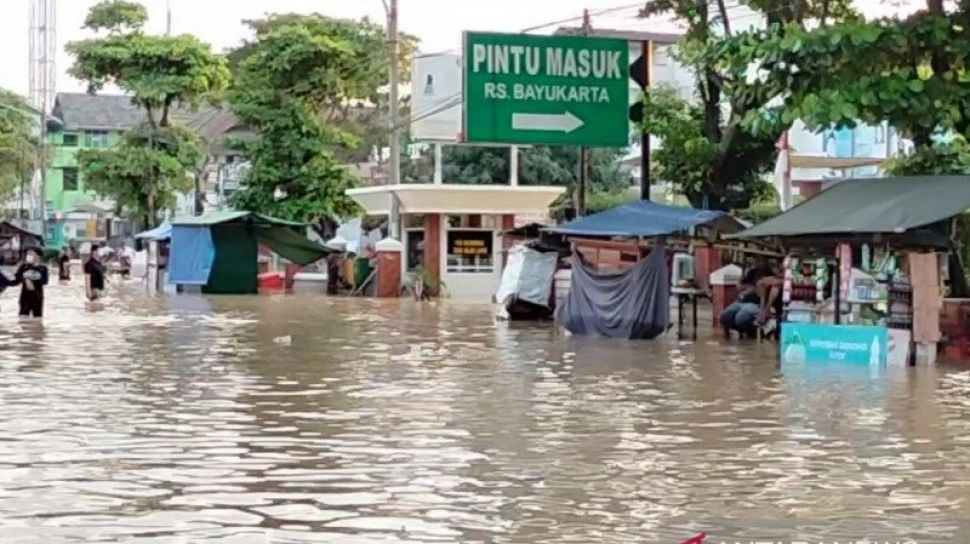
[732,176,970,366]
[167,212,331,295]
[546,200,745,340]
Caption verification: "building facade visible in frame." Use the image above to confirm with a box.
[44,93,254,242]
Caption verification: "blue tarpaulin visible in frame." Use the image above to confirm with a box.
[168,225,216,285]
[135,222,172,241]
[546,201,728,238]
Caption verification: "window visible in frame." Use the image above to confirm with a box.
[405,230,425,272]
[446,230,494,274]
[62,167,79,191]
[62,133,79,147]
[85,130,110,149]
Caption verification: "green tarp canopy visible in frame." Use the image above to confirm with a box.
[254,224,332,266]
[171,211,305,228]
[171,211,331,266]
[733,176,970,241]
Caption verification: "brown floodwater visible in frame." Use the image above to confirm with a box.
[0,280,969,543]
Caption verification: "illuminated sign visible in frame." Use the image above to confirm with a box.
[448,231,492,257]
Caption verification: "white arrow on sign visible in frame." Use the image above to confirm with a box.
[511,111,584,133]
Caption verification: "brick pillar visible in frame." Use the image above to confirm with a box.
[693,245,721,293]
[375,238,404,297]
[501,214,515,267]
[424,213,442,296]
[468,214,482,228]
[284,262,301,291]
[798,181,823,200]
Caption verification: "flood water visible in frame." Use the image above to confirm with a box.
[1,281,969,543]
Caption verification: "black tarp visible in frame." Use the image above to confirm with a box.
[555,243,670,339]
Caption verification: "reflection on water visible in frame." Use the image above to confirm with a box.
[1,282,969,542]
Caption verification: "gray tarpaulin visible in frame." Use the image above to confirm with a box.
[555,244,670,339]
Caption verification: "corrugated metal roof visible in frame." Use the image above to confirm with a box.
[52,93,144,130]
[733,176,970,239]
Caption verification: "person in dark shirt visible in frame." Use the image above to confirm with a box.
[84,245,107,300]
[15,248,48,318]
[58,250,71,281]
[720,258,776,338]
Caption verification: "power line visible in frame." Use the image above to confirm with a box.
[404,5,644,129]
[520,2,645,33]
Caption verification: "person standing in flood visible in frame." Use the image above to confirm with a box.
[15,248,48,318]
[84,244,107,300]
[58,249,71,282]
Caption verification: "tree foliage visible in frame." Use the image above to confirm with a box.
[68,5,230,128]
[726,5,970,150]
[638,0,856,210]
[78,126,202,222]
[82,0,148,33]
[228,18,380,223]
[885,139,970,176]
[0,90,40,207]
[68,0,228,226]
[228,14,418,164]
[641,86,773,209]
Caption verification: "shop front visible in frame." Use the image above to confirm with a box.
[347,184,565,300]
[733,176,970,366]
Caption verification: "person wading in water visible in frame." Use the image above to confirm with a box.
[58,249,71,282]
[14,247,48,318]
[84,244,107,301]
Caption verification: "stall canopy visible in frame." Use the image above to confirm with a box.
[169,211,331,294]
[545,200,734,237]
[135,222,172,241]
[734,176,970,239]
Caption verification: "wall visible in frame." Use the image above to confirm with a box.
[46,129,122,213]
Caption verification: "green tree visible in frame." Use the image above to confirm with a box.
[0,90,40,210]
[228,15,415,224]
[638,0,855,209]
[726,1,970,154]
[67,0,229,226]
[82,0,147,32]
[229,14,418,165]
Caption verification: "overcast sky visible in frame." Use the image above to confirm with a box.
[0,0,917,99]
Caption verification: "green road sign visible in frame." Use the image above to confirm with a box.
[463,32,630,147]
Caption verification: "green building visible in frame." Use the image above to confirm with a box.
[47,93,142,215]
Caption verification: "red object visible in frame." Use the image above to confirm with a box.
[681,534,706,544]
[424,213,443,296]
[258,272,285,291]
[376,247,402,298]
[693,245,721,293]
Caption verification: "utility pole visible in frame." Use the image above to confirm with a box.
[639,40,651,201]
[165,0,172,35]
[577,9,591,217]
[29,0,56,236]
[386,0,402,239]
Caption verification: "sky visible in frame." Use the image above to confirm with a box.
[0,0,919,100]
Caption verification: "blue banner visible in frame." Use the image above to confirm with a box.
[781,323,888,365]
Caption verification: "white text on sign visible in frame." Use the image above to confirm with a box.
[472,45,623,79]
[484,83,611,104]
